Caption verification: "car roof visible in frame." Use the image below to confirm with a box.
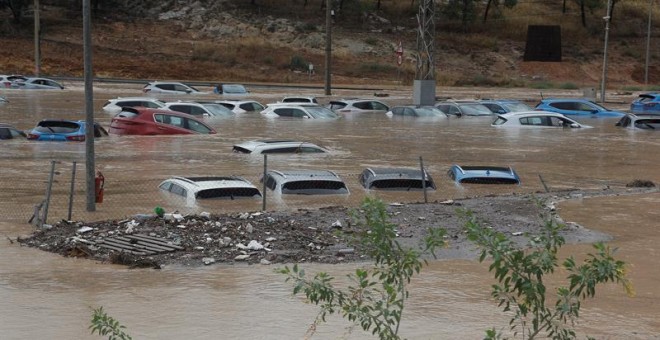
[498,110,565,118]
[450,165,520,184]
[266,169,342,182]
[540,98,593,103]
[163,176,257,191]
[108,97,164,102]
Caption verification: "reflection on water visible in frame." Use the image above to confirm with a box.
[1,85,659,339]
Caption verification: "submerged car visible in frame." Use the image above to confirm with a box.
[630,93,660,115]
[479,99,532,114]
[232,139,327,154]
[142,81,204,95]
[216,100,265,114]
[615,113,660,130]
[164,101,234,117]
[448,165,520,185]
[159,176,261,205]
[261,103,339,119]
[262,169,349,195]
[213,84,248,95]
[359,168,436,191]
[1,74,27,88]
[491,111,586,128]
[102,97,167,114]
[281,96,319,104]
[108,107,216,135]
[0,123,26,140]
[11,77,64,90]
[327,99,389,113]
[27,120,108,141]
[435,101,493,116]
[385,106,448,118]
[535,98,625,117]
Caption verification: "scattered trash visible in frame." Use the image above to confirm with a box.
[176,225,186,229]
[200,211,211,218]
[331,220,342,229]
[260,259,271,265]
[246,240,264,250]
[511,232,523,236]
[77,226,93,234]
[439,199,454,205]
[246,223,253,233]
[235,254,250,261]
[202,257,216,265]
[390,202,404,206]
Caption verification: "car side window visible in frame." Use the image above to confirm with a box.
[170,105,191,114]
[353,102,371,110]
[170,184,186,197]
[168,115,185,127]
[186,119,212,133]
[274,108,293,117]
[0,128,10,139]
[174,84,190,92]
[448,105,461,115]
[157,84,175,91]
[265,176,277,190]
[392,107,404,115]
[190,106,206,116]
[403,108,415,116]
[240,103,254,111]
[576,102,595,112]
[328,102,346,110]
[551,102,571,110]
[291,109,307,118]
[159,182,172,191]
[371,102,388,111]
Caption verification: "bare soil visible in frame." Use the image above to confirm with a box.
[17,187,655,268]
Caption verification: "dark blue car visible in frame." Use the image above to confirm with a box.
[27,119,108,142]
[630,93,660,115]
[535,98,625,117]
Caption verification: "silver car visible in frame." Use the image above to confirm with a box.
[11,77,64,90]
[142,81,204,95]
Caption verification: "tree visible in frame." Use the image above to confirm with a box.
[573,0,603,27]
[463,208,633,339]
[3,0,25,23]
[483,0,518,22]
[278,197,446,339]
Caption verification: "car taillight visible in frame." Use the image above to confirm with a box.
[27,133,39,140]
[66,135,86,141]
[2,81,10,88]
[143,88,150,93]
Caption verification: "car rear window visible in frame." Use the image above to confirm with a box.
[196,188,261,199]
[232,146,252,154]
[281,180,348,195]
[368,179,435,190]
[459,177,520,185]
[116,110,139,118]
[35,121,80,133]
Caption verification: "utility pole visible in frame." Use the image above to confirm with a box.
[83,0,95,211]
[645,0,653,85]
[34,0,40,76]
[600,0,612,103]
[324,0,332,95]
[413,0,436,106]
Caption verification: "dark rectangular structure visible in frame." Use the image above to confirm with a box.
[524,25,562,62]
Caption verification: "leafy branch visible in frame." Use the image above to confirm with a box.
[89,306,133,340]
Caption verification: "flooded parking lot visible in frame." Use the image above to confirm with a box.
[1,83,659,339]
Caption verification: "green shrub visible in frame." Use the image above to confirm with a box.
[289,55,308,71]
[559,82,578,89]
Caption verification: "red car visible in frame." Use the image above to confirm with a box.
[109,107,217,135]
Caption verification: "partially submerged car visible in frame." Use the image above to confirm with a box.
[232,139,327,154]
[535,98,625,117]
[262,170,349,195]
[216,100,265,114]
[0,123,26,140]
[108,107,216,135]
[327,99,389,113]
[385,105,448,118]
[359,168,436,191]
[281,96,319,104]
[214,84,248,95]
[11,77,64,90]
[448,165,521,185]
[102,97,167,114]
[1,74,27,88]
[615,113,660,130]
[261,103,339,119]
[435,101,494,116]
[164,101,234,117]
[142,81,204,95]
[27,119,108,141]
[479,99,532,114]
[491,111,587,128]
[630,93,660,115]
[159,176,261,205]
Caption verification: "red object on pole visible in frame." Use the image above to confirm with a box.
[94,171,104,203]
[396,41,403,55]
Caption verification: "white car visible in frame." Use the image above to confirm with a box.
[232,139,328,154]
[216,100,265,114]
[615,113,660,130]
[158,176,261,206]
[261,103,339,119]
[11,77,64,90]
[491,111,587,128]
[142,81,205,95]
[1,74,27,88]
[326,98,389,113]
[262,169,349,195]
[102,97,167,114]
[164,101,234,117]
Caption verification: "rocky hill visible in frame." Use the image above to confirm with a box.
[1,0,658,88]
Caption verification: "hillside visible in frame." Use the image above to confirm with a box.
[1,0,659,88]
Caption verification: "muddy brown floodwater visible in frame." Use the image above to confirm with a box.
[1,83,659,339]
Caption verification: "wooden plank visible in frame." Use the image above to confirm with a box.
[115,236,175,253]
[98,239,157,255]
[130,234,185,250]
[96,243,148,255]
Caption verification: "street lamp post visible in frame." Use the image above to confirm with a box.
[600,0,612,103]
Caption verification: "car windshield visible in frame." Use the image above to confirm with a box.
[222,85,247,94]
[306,106,339,119]
[203,104,234,116]
[503,102,532,112]
[459,103,493,115]
[281,180,348,195]
[196,187,261,199]
[35,121,80,133]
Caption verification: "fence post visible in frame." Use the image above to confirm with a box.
[68,161,77,221]
[420,156,428,203]
[539,174,550,193]
[42,160,57,225]
[262,154,268,211]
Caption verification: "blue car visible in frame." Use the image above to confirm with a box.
[448,165,521,185]
[479,99,532,114]
[630,93,660,115]
[535,98,625,117]
[27,119,108,141]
